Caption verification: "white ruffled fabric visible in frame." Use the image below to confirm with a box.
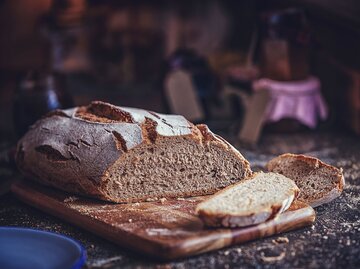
[253,77,328,128]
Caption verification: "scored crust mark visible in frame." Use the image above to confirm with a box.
[42,110,71,119]
[35,145,69,162]
[143,117,158,143]
[75,106,114,123]
[196,124,215,142]
[148,111,161,120]
[191,126,203,144]
[35,145,81,163]
[75,101,135,123]
[79,139,92,147]
[196,124,231,150]
[88,101,134,123]
[112,131,128,152]
[149,111,175,130]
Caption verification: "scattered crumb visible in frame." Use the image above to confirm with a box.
[224,250,230,256]
[89,256,123,267]
[145,197,158,202]
[260,251,286,262]
[272,237,289,244]
[133,202,140,206]
[234,248,242,254]
[177,198,186,201]
[155,265,172,269]
[128,219,133,223]
[323,235,328,239]
[63,196,79,203]
[159,198,167,204]
[256,246,271,251]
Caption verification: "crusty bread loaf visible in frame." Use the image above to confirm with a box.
[266,153,344,207]
[16,101,252,203]
[196,172,299,227]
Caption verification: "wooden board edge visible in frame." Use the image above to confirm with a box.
[163,205,316,259]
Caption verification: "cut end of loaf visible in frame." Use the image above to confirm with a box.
[102,136,252,203]
[266,153,344,207]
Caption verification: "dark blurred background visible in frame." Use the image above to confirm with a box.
[1,0,360,144]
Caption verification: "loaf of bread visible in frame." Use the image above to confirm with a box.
[16,101,252,203]
[266,153,344,207]
[196,172,299,227]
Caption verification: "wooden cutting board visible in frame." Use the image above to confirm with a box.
[11,180,315,261]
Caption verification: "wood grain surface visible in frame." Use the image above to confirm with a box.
[11,180,316,260]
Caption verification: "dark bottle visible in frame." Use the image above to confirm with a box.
[13,71,74,138]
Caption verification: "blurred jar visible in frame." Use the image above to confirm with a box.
[259,8,311,81]
[13,71,73,138]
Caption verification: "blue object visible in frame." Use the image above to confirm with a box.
[0,227,86,269]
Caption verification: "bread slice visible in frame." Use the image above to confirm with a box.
[266,153,345,207]
[195,172,299,227]
[16,101,252,203]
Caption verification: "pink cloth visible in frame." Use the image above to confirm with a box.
[253,77,328,128]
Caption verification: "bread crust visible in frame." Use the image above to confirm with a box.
[195,172,299,227]
[266,153,345,207]
[16,101,252,203]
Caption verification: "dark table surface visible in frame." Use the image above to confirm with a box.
[0,131,359,269]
